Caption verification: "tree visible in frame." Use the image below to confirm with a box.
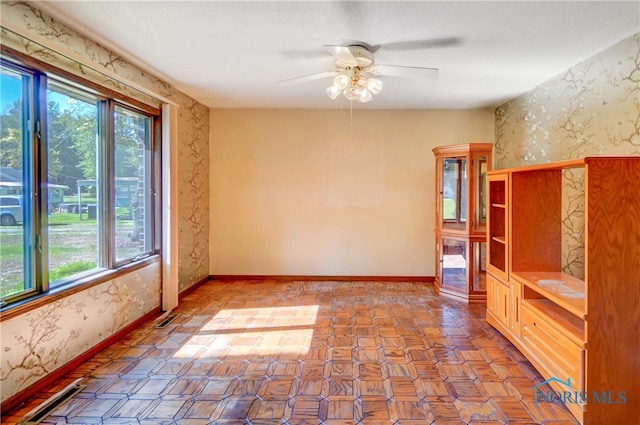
[0,100,23,170]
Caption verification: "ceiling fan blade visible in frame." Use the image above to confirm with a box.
[278,71,338,85]
[324,45,356,63]
[375,37,462,51]
[370,65,439,79]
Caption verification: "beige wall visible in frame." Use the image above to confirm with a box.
[210,109,494,277]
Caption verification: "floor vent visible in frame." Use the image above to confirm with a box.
[19,378,85,425]
[155,313,180,328]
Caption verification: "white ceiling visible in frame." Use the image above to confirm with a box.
[35,1,640,110]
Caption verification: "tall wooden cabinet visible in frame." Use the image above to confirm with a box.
[486,157,640,425]
[433,143,492,303]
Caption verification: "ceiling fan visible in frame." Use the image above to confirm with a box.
[279,39,457,103]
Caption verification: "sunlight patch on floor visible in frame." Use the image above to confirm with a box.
[201,305,319,330]
[173,305,319,358]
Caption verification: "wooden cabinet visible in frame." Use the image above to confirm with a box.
[433,143,492,303]
[485,157,640,425]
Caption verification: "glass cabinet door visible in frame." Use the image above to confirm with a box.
[473,154,488,232]
[472,241,487,292]
[441,156,467,231]
[441,238,467,294]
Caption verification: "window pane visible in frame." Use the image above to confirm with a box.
[47,84,101,283]
[0,66,30,299]
[114,106,151,261]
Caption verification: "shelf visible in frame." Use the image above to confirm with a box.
[491,203,506,208]
[521,298,585,347]
[512,271,585,319]
[491,236,506,244]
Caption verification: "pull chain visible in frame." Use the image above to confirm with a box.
[350,99,353,133]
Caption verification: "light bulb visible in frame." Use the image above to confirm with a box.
[343,85,360,101]
[333,74,349,90]
[326,84,341,100]
[366,78,383,94]
[358,88,373,103]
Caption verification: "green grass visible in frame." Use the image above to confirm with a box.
[49,245,92,255]
[49,260,97,281]
[49,212,131,226]
[48,213,96,225]
[1,261,97,297]
[1,210,132,298]
[63,195,97,203]
[0,243,23,257]
[0,282,26,298]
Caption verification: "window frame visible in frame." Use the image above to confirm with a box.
[0,53,161,311]
[111,101,156,266]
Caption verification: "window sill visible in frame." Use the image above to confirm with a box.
[0,254,161,321]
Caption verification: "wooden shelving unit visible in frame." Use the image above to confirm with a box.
[485,157,640,425]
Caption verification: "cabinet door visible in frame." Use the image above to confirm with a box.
[440,155,468,232]
[487,273,508,326]
[509,280,521,336]
[472,153,489,233]
[486,274,496,314]
[489,274,509,326]
[441,237,468,295]
[497,281,509,325]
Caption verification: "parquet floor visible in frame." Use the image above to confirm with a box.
[3,280,579,424]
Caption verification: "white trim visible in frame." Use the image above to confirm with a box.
[161,103,179,311]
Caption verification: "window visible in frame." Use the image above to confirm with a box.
[114,105,152,262]
[46,82,100,284]
[0,58,159,305]
[0,63,32,299]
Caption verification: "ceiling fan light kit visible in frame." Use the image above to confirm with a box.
[326,68,383,103]
[280,41,444,105]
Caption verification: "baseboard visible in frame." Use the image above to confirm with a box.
[1,307,161,414]
[178,275,213,300]
[209,275,435,283]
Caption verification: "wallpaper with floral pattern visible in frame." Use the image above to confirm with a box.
[0,1,209,402]
[1,263,160,401]
[495,32,639,278]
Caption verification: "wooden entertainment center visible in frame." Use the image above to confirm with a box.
[485,157,640,425]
